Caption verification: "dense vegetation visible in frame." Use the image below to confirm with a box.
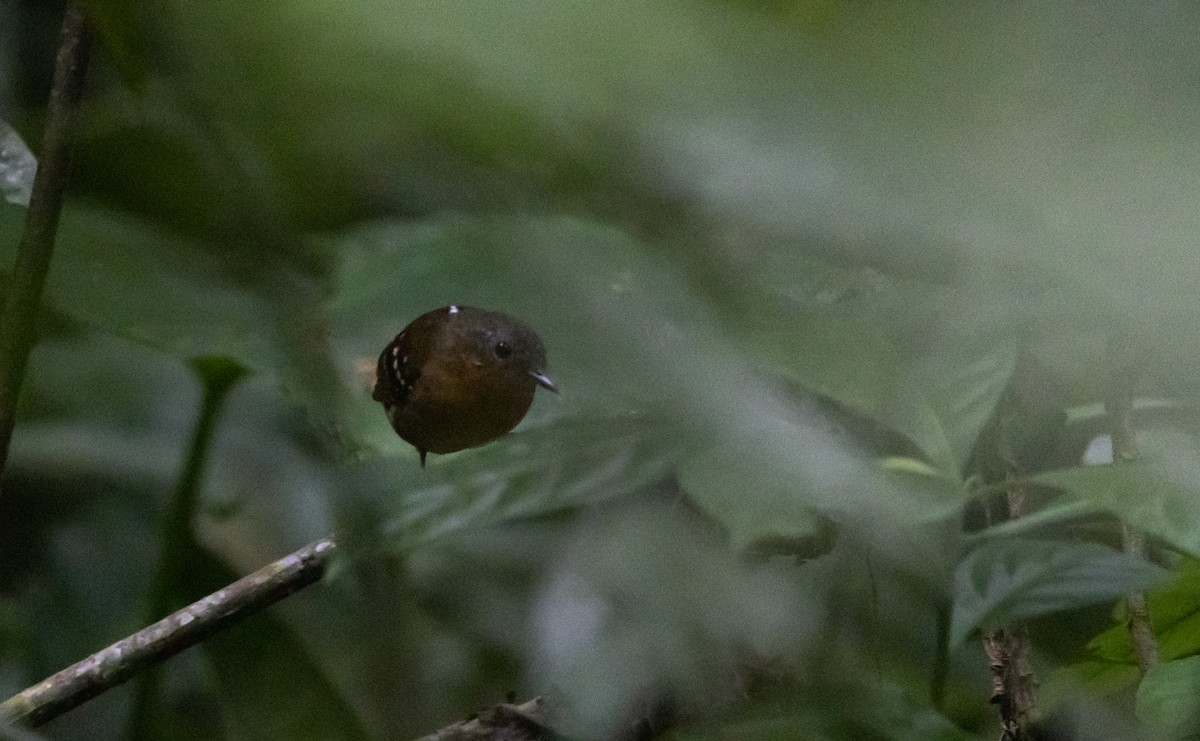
[2,2,1200,739]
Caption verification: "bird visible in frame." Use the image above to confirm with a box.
[372,305,557,467]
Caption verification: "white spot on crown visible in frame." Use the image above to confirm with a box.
[449,305,459,314]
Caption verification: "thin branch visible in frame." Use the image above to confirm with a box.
[0,3,91,480]
[145,360,248,624]
[0,538,337,728]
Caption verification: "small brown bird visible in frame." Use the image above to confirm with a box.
[372,305,556,467]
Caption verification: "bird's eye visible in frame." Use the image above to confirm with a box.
[494,341,513,359]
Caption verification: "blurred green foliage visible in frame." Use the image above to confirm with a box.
[2,0,1200,739]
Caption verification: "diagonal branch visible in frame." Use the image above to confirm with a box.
[0,538,336,728]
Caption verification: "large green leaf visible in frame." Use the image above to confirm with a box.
[1034,445,1200,556]
[888,336,1018,473]
[743,258,1018,475]
[0,202,340,422]
[949,538,1165,645]
[1136,657,1200,740]
[1042,559,1200,710]
[342,415,685,557]
[666,680,974,741]
[1080,559,1200,665]
[0,204,264,365]
[677,445,825,552]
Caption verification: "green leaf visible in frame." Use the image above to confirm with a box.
[343,415,685,558]
[759,284,1017,474]
[0,203,340,422]
[666,680,974,741]
[0,205,266,365]
[1136,656,1200,740]
[1044,559,1200,707]
[879,455,944,478]
[967,498,1103,542]
[949,538,1166,644]
[1040,660,1141,710]
[678,445,824,551]
[888,336,1018,473]
[1084,559,1200,665]
[1034,456,1200,556]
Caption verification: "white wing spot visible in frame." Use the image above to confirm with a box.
[402,355,408,365]
[392,346,399,357]
[449,305,459,314]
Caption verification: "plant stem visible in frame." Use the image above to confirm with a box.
[980,478,1039,739]
[982,623,1037,740]
[124,357,246,738]
[145,359,248,621]
[976,380,1044,739]
[1106,340,1159,674]
[0,538,336,728]
[0,3,91,482]
[930,602,950,711]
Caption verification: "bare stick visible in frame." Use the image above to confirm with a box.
[0,3,91,479]
[0,538,336,728]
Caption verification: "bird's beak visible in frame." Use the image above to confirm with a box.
[529,370,558,393]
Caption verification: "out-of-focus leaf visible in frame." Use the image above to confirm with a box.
[949,538,1165,645]
[1034,435,1200,556]
[71,1,1200,405]
[878,460,970,523]
[880,456,944,478]
[1136,657,1200,740]
[678,445,824,551]
[342,415,685,558]
[1044,560,1200,708]
[665,680,975,741]
[888,336,1018,473]
[754,267,1016,474]
[1040,660,1141,712]
[678,446,968,553]
[533,500,814,739]
[968,498,1103,542]
[1082,559,1200,665]
[0,204,254,361]
[178,544,370,741]
[0,120,36,206]
[0,202,340,423]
